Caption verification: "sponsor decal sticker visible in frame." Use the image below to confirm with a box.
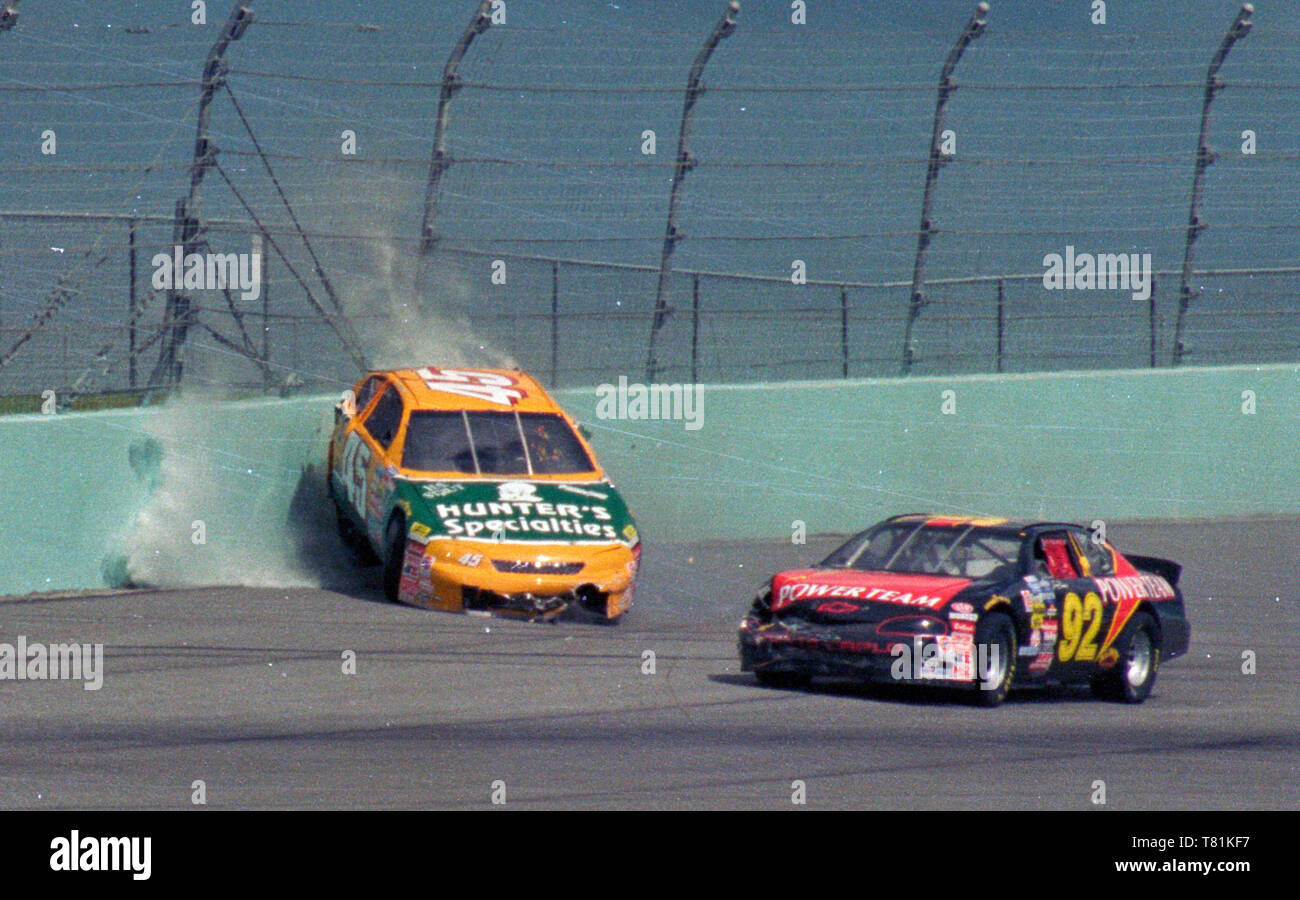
[816,601,861,615]
[1029,619,1058,673]
[1023,575,1055,601]
[936,634,975,681]
[1091,577,1167,665]
[1094,574,1175,603]
[498,481,542,503]
[775,582,951,611]
[414,481,635,546]
[398,538,423,602]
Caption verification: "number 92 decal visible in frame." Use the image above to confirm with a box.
[1058,590,1103,662]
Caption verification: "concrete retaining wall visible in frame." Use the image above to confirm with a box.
[2,363,1294,595]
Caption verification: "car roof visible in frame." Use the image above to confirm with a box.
[885,513,1085,536]
[375,366,565,415]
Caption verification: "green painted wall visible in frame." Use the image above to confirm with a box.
[0,396,335,596]
[559,363,1298,545]
[2,363,1294,595]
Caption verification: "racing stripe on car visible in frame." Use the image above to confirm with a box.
[1095,593,1143,666]
[1093,573,1173,664]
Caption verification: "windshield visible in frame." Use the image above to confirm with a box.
[821,521,1021,580]
[401,410,595,476]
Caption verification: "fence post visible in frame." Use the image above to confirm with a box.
[840,286,849,378]
[691,273,701,384]
[550,260,559,387]
[1173,3,1253,366]
[417,1,492,263]
[150,2,252,390]
[645,1,740,382]
[127,220,137,390]
[1149,280,1158,368]
[255,232,270,390]
[995,278,1004,374]
[900,1,988,375]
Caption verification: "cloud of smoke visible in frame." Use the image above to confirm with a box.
[324,170,515,376]
[107,173,518,591]
[111,389,328,590]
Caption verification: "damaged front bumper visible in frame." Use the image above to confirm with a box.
[738,616,979,686]
[399,536,637,622]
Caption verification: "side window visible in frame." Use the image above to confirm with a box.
[1071,532,1116,577]
[359,386,404,450]
[354,376,383,414]
[1033,533,1080,580]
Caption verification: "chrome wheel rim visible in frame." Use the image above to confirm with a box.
[1125,630,1152,688]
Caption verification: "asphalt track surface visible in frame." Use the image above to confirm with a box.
[1,517,1297,810]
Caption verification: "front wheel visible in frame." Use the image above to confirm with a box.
[381,515,407,604]
[972,613,1017,707]
[1091,612,1159,703]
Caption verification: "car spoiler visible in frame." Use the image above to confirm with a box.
[1127,554,1181,587]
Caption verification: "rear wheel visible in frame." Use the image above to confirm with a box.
[381,515,407,604]
[334,499,378,564]
[1091,612,1159,703]
[972,613,1017,707]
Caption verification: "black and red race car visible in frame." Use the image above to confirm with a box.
[738,514,1190,706]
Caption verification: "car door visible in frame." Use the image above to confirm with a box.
[1069,528,1145,672]
[331,376,382,507]
[1030,529,1107,681]
[337,381,404,541]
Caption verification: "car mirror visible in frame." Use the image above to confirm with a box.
[337,389,358,420]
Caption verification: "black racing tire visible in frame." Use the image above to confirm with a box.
[334,499,379,565]
[381,514,407,604]
[1091,612,1159,703]
[755,670,811,690]
[972,612,1017,707]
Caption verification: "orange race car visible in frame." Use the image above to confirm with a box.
[327,366,640,623]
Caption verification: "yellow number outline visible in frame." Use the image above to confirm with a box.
[1058,591,1104,663]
